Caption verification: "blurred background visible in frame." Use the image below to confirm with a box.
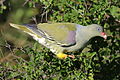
[0,0,39,63]
[0,0,120,80]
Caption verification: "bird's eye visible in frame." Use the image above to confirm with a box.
[97,27,101,31]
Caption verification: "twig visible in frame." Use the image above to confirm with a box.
[0,0,5,5]
[23,0,30,6]
[5,40,14,54]
[40,10,48,22]
[32,16,38,24]
[0,48,4,58]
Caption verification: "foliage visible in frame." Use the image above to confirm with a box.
[0,0,120,80]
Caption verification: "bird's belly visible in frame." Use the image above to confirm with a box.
[64,41,88,52]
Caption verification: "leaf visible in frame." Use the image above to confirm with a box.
[110,6,120,19]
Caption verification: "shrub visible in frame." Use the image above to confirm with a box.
[0,0,120,80]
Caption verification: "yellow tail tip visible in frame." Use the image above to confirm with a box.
[9,23,20,29]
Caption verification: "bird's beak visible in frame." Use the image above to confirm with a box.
[101,32,107,39]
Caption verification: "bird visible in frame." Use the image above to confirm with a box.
[10,23,107,59]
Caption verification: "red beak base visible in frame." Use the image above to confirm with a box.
[101,32,107,39]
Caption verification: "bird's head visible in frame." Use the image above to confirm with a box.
[88,24,107,39]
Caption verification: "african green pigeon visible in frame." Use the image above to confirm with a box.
[10,23,107,59]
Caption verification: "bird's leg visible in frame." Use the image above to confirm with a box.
[56,53,68,59]
[49,45,75,59]
[56,53,75,59]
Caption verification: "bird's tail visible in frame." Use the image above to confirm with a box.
[10,23,43,40]
[10,23,49,43]
[9,23,35,34]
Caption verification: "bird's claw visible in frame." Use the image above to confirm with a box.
[67,55,75,59]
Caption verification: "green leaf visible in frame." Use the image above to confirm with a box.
[110,6,120,19]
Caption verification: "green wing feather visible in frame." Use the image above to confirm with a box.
[37,23,77,45]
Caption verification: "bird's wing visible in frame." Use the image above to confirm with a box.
[37,23,77,46]
[10,23,77,46]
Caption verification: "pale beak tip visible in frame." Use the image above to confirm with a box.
[103,35,107,39]
[101,32,107,39]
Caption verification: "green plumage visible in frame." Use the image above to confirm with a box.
[37,23,77,45]
[10,23,106,59]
